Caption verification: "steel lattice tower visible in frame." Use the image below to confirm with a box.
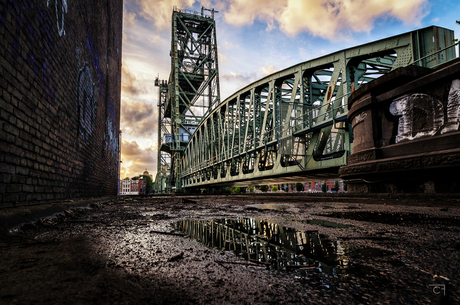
[155,7,220,193]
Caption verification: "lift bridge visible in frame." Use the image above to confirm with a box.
[153,7,457,193]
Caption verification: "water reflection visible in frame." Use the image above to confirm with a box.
[174,217,351,275]
[247,204,299,212]
[304,219,351,229]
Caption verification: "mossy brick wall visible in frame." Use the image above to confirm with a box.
[0,0,122,207]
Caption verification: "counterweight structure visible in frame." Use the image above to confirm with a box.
[155,7,220,193]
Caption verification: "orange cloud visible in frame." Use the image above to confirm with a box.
[134,0,196,29]
[121,140,157,178]
[224,0,429,40]
[121,63,147,96]
[121,97,157,138]
[224,0,283,29]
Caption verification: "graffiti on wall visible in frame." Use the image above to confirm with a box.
[389,79,460,143]
[76,63,97,142]
[84,26,119,172]
[47,0,68,36]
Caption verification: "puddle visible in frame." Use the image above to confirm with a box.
[286,218,352,229]
[246,204,299,213]
[174,217,352,276]
[318,211,460,226]
[305,219,351,228]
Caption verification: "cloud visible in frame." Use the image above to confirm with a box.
[220,71,258,97]
[121,140,157,179]
[121,97,158,138]
[121,63,147,96]
[134,0,196,29]
[218,51,228,65]
[120,166,128,179]
[123,7,137,27]
[149,34,161,44]
[224,0,284,29]
[223,0,429,40]
[259,64,277,76]
[221,71,256,84]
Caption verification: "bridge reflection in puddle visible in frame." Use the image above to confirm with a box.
[174,217,351,276]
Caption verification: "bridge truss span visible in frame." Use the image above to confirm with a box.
[180,26,457,189]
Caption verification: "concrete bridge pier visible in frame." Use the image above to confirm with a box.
[339,59,460,193]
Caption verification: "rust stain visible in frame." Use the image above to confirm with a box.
[327,86,333,101]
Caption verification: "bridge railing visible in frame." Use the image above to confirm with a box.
[182,97,351,177]
[412,40,460,68]
[162,134,192,144]
[292,95,348,134]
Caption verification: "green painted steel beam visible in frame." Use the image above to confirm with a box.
[180,26,457,190]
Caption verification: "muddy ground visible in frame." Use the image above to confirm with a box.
[1,195,459,304]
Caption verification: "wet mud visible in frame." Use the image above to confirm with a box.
[1,196,459,304]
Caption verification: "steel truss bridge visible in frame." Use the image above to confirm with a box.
[153,8,457,193]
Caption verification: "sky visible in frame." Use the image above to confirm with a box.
[120,0,460,179]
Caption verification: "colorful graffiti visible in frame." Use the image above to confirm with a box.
[389,79,460,143]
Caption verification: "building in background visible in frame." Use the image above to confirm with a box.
[269,181,345,193]
[304,181,345,193]
[119,179,147,195]
[143,169,153,180]
[139,179,147,194]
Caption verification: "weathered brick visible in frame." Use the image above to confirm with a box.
[8,115,17,125]
[3,193,19,204]
[4,123,19,137]
[0,0,122,206]
[16,118,23,129]
[16,175,26,184]
[1,174,12,183]
[9,145,24,157]
[7,184,22,193]
[5,155,21,166]
[16,166,29,176]
[5,133,16,143]
[0,96,14,114]
[24,151,36,160]
[0,163,16,174]
[23,184,34,192]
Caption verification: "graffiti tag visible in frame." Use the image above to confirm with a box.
[389,79,460,143]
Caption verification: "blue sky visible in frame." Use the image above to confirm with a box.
[119,0,460,178]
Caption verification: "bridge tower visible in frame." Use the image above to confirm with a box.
[155,7,220,193]
[154,78,170,193]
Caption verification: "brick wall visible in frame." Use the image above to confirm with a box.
[0,0,123,207]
